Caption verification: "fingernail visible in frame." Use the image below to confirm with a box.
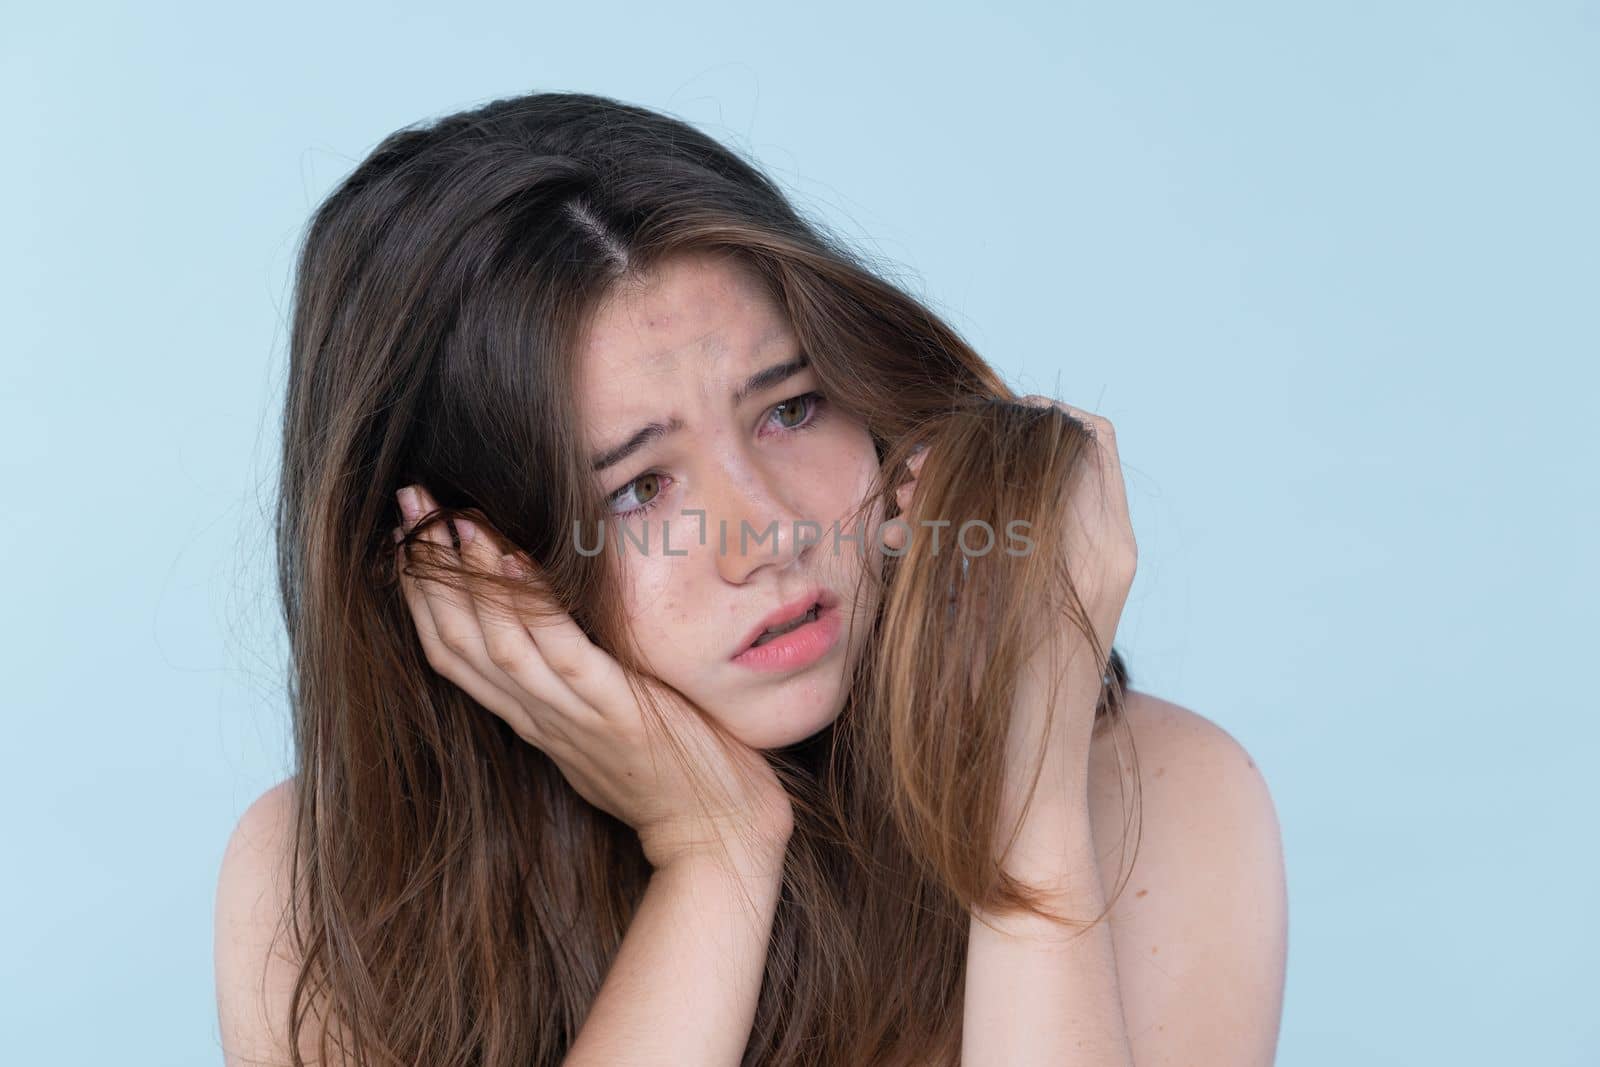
[498,553,522,577]
[396,486,419,523]
[390,525,404,544]
[456,518,477,544]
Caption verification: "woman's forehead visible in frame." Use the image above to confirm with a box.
[575,257,798,418]
[581,256,783,366]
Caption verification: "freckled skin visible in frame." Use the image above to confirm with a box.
[573,250,886,751]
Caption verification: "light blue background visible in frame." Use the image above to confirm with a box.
[4,2,1594,1063]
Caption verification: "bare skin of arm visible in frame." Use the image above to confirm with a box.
[565,842,787,1066]
[214,779,325,1067]
[214,781,788,1067]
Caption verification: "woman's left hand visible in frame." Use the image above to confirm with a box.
[1006,396,1136,872]
[893,395,1137,880]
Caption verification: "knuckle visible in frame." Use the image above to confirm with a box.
[482,633,521,670]
[420,644,453,676]
[435,621,473,656]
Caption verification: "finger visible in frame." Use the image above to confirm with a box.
[394,527,454,674]
[896,445,924,511]
[498,550,638,720]
[1054,402,1130,523]
[1023,396,1130,522]
[886,478,919,551]
[401,490,563,743]
[1021,392,1098,448]
[394,536,536,735]
[455,518,596,732]
[408,489,499,671]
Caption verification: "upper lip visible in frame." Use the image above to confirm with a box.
[734,585,839,655]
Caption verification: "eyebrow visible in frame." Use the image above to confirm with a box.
[590,352,812,473]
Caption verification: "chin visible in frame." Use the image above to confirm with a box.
[717,685,846,752]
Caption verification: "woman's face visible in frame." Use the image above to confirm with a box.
[573,250,884,750]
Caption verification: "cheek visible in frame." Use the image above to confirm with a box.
[806,427,887,612]
[615,552,695,671]
[808,423,881,512]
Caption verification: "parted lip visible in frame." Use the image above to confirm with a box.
[734,586,841,656]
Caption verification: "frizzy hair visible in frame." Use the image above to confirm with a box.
[270,89,1139,1067]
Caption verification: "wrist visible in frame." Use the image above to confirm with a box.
[638,804,793,875]
[991,798,1100,899]
[655,831,791,886]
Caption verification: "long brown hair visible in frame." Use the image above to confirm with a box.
[273,89,1139,1066]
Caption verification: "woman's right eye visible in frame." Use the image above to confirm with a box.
[609,471,668,517]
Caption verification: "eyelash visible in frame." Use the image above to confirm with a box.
[608,391,830,519]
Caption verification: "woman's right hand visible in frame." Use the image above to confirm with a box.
[393,484,794,876]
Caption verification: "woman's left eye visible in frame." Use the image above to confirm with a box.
[769,390,827,432]
[607,391,829,518]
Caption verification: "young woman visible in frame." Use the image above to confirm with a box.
[214,90,1287,1066]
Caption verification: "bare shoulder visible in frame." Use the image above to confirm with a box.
[1086,690,1288,1066]
[214,776,320,1067]
[1086,689,1280,870]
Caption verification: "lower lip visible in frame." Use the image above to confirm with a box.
[731,603,843,673]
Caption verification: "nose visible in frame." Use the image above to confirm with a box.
[705,463,810,586]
